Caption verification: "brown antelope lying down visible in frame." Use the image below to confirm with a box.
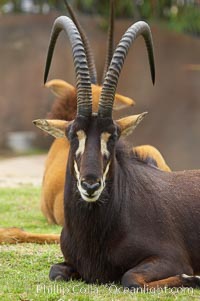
[34,15,200,289]
[41,0,170,226]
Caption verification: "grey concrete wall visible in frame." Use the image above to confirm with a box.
[0,13,200,170]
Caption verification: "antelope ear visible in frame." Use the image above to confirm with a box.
[113,93,135,110]
[33,119,71,138]
[116,112,148,136]
[45,79,75,98]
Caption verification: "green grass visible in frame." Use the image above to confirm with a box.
[0,187,200,301]
[0,187,60,233]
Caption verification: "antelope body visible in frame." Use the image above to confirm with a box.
[34,10,200,289]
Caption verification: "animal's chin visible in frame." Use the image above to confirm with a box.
[80,192,101,203]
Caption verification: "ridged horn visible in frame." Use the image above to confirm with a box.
[98,21,155,118]
[44,16,92,117]
[64,0,97,84]
[101,0,115,83]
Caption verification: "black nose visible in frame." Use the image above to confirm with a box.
[81,179,101,195]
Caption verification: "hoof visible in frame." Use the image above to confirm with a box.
[49,262,78,282]
[181,274,200,288]
[121,273,142,291]
[54,275,66,281]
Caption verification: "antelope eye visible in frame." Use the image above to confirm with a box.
[72,134,79,143]
[66,123,78,141]
[70,135,79,153]
[109,129,119,141]
[67,130,76,141]
[111,132,118,141]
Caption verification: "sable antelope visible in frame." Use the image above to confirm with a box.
[34,15,200,289]
[0,0,169,245]
[40,0,170,226]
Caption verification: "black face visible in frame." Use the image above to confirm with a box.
[66,115,120,202]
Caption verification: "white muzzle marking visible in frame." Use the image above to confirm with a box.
[74,160,110,202]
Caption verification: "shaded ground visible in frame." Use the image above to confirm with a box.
[0,155,46,187]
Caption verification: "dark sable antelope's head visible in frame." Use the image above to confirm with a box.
[34,15,155,202]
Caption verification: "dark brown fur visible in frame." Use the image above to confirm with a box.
[40,87,170,227]
[50,116,200,289]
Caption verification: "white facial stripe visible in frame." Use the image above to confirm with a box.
[101,132,111,158]
[74,160,80,181]
[76,130,86,157]
[74,160,91,202]
[103,162,110,184]
[74,160,111,203]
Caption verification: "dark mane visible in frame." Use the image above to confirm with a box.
[116,140,158,169]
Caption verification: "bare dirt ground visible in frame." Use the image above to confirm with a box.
[0,155,46,187]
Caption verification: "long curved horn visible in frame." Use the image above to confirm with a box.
[98,21,155,118]
[44,16,92,117]
[101,0,115,83]
[64,0,97,84]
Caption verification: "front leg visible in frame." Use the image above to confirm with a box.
[49,262,80,281]
[50,225,80,281]
[121,258,199,289]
